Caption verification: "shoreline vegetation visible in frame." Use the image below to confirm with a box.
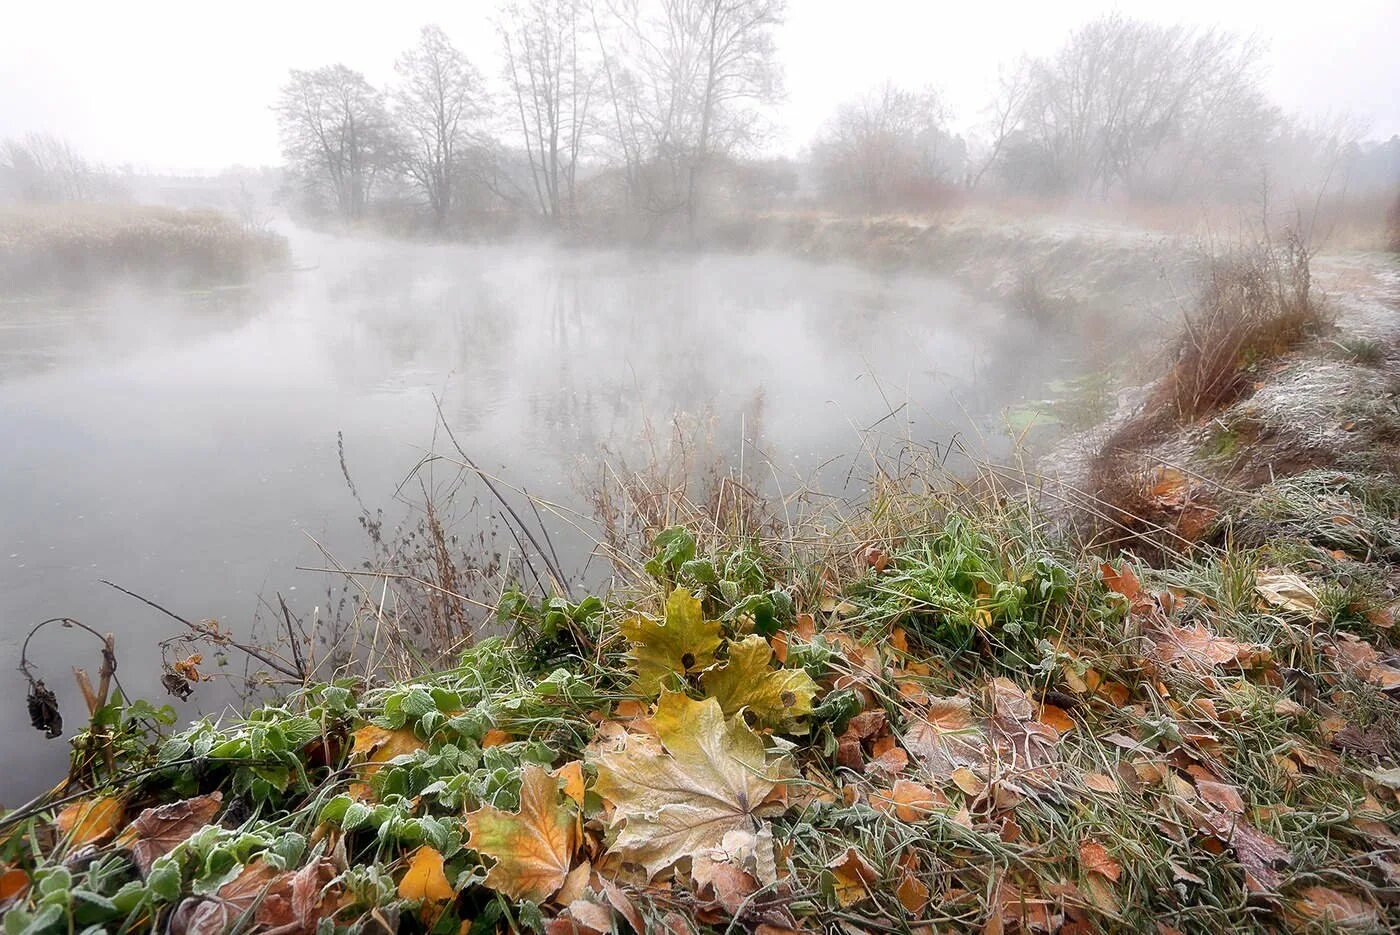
[1,231,1398,932]
[0,204,289,296]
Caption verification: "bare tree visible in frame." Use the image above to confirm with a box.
[812,83,962,211]
[275,65,396,221]
[0,133,103,203]
[968,64,1031,190]
[591,0,784,230]
[394,25,485,231]
[500,0,596,223]
[984,15,1277,199]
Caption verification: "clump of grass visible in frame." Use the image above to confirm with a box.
[0,203,289,295]
[1082,234,1331,556]
[1223,469,1400,562]
[1332,335,1389,366]
[1153,231,1326,423]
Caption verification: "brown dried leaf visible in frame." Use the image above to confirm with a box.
[1293,885,1380,930]
[1079,841,1122,883]
[124,792,223,875]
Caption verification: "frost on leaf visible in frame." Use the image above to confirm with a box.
[589,692,790,879]
[621,588,723,695]
[465,764,578,903]
[700,634,818,729]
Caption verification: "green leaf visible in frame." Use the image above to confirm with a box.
[645,527,696,579]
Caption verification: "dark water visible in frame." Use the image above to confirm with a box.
[0,228,1036,801]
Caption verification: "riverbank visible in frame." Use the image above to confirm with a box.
[3,391,1398,930]
[4,479,1398,931]
[0,204,289,296]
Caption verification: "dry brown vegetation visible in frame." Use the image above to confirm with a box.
[0,203,288,294]
[1083,233,1332,555]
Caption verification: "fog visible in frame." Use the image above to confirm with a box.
[1,1,1397,802]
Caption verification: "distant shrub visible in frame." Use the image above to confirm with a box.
[0,203,289,294]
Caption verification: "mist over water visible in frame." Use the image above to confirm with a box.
[0,225,1043,798]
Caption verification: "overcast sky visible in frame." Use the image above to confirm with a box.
[3,0,1397,172]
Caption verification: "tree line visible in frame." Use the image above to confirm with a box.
[273,6,1396,235]
[4,6,1391,230]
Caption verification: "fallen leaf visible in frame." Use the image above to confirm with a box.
[55,796,124,847]
[554,761,586,806]
[0,868,29,903]
[897,871,931,914]
[870,779,945,822]
[481,728,512,748]
[1196,780,1245,815]
[951,766,987,797]
[465,764,577,903]
[548,899,613,935]
[1152,623,1259,672]
[1038,703,1075,733]
[1293,885,1380,930]
[1082,772,1119,795]
[1184,802,1289,892]
[692,848,758,914]
[589,692,789,879]
[700,635,818,729]
[171,860,282,935]
[1079,841,1122,882]
[827,847,878,907]
[350,724,425,776]
[903,705,988,781]
[622,588,722,695]
[1325,633,1400,690]
[398,846,456,902]
[255,857,340,932]
[1255,570,1321,619]
[123,792,223,875]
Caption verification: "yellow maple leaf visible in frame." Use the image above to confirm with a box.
[55,796,124,847]
[621,588,722,695]
[589,691,790,879]
[464,764,577,903]
[699,635,818,729]
[398,846,456,902]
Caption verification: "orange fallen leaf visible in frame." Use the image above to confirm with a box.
[481,729,512,748]
[0,867,29,902]
[870,779,944,822]
[950,767,987,798]
[1079,841,1122,883]
[896,871,931,914]
[827,847,878,907]
[55,796,124,847]
[1037,703,1075,733]
[351,725,425,775]
[398,846,456,902]
[1082,772,1119,795]
[553,761,586,806]
[465,764,577,902]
